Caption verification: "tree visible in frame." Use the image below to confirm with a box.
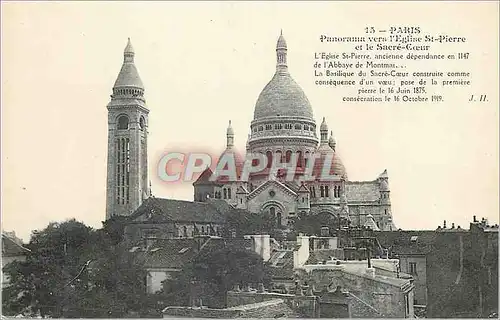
[223,209,285,239]
[159,247,270,309]
[291,211,349,237]
[102,215,129,245]
[2,219,154,318]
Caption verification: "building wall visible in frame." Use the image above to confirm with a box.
[163,298,295,318]
[293,235,310,268]
[227,291,317,317]
[247,185,297,226]
[307,268,413,318]
[426,230,498,318]
[399,255,427,305]
[106,105,149,219]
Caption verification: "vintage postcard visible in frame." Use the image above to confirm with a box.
[1,1,498,318]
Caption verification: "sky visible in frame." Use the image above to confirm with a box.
[2,1,499,242]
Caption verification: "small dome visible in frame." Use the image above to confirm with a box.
[114,38,143,89]
[320,117,328,131]
[114,64,144,89]
[124,38,134,54]
[215,148,244,180]
[227,120,234,135]
[312,145,347,180]
[277,33,287,49]
[328,131,336,146]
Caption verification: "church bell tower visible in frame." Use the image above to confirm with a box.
[105,38,150,219]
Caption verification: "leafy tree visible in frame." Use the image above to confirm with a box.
[2,219,154,318]
[102,215,129,245]
[223,209,289,241]
[159,247,270,309]
[291,211,350,237]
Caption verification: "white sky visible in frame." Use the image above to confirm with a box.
[2,1,499,241]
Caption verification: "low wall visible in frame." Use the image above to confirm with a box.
[163,299,294,318]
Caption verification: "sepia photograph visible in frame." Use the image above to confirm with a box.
[1,1,499,318]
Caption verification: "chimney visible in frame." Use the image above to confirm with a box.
[250,235,270,262]
[473,215,477,223]
[257,283,265,293]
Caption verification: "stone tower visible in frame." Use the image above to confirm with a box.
[105,38,150,219]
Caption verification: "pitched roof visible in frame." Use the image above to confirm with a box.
[268,249,295,279]
[306,249,344,264]
[345,180,380,203]
[375,230,437,255]
[130,197,226,224]
[247,179,297,201]
[2,234,30,257]
[137,237,254,270]
[140,238,199,269]
[193,167,219,186]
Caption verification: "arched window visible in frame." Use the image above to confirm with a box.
[227,188,231,199]
[223,189,227,199]
[296,151,303,168]
[183,226,188,237]
[266,151,273,169]
[285,150,292,163]
[320,186,325,197]
[117,115,129,130]
[305,151,310,168]
[139,116,145,130]
[325,186,329,197]
[270,207,275,215]
[276,150,282,164]
[277,212,282,226]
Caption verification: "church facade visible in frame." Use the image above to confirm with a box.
[105,33,397,234]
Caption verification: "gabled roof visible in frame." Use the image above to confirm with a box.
[2,234,30,257]
[193,167,219,186]
[130,197,226,224]
[375,230,437,255]
[140,238,199,269]
[268,249,295,279]
[136,237,254,270]
[247,179,297,201]
[236,185,249,194]
[297,183,309,193]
